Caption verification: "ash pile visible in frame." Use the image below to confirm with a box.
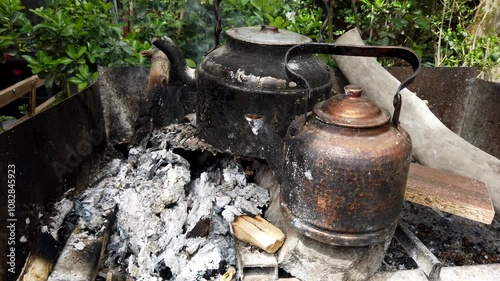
[97,132,270,280]
[45,123,271,281]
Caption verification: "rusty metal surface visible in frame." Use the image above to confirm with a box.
[97,67,148,144]
[0,85,105,280]
[389,67,500,159]
[388,67,479,135]
[97,67,196,145]
[281,104,412,246]
[394,222,442,280]
[461,79,500,159]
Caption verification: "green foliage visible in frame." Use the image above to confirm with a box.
[0,0,31,62]
[18,104,28,115]
[351,0,434,65]
[121,0,326,63]
[0,115,15,122]
[1,0,498,93]
[0,115,16,133]
[329,0,498,72]
[222,0,323,36]
[21,0,149,93]
[121,0,214,63]
[438,26,500,69]
[430,0,499,73]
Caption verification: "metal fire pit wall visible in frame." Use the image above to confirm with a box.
[388,67,500,159]
[0,84,105,280]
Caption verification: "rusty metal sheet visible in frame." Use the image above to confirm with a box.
[0,85,105,280]
[97,66,196,145]
[394,222,442,280]
[388,67,479,135]
[97,66,149,144]
[461,79,500,159]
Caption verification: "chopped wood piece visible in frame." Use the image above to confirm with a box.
[219,266,236,281]
[406,163,495,224]
[232,215,285,254]
[17,199,75,281]
[17,233,59,281]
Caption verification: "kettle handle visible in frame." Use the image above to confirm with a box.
[284,43,421,127]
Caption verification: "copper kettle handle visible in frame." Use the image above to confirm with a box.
[284,43,421,127]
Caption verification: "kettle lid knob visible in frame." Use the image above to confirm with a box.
[313,85,391,128]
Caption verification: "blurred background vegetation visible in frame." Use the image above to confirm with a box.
[1,0,499,93]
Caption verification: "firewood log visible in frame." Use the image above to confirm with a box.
[232,215,285,254]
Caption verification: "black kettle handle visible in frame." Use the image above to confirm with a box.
[284,43,421,127]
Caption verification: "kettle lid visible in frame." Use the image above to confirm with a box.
[313,85,391,128]
[226,26,311,46]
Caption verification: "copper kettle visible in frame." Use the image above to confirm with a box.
[245,43,421,246]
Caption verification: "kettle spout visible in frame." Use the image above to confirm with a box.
[152,37,196,91]
[245,114,284,183]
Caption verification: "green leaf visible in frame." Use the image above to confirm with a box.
[21,55,40,66]
[68,76,84,84]
[250,0,262,10]
[91,72,99,82]
[375,0,385,8]
[77,81,88,91]
[79,64,90,78]
[57,57,73,65]
[186,58,196,68]
[76,46,87,58]
[67,45,77,58]
[264,14,274,24]
[415,17,430,30]
[273,16,284,28]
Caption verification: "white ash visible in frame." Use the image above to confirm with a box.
[74,139,271,280]
[38,197,75,241]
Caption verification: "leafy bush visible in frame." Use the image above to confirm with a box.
[0,0,31,62]
[21,0,149,92]
[1,0,498,92]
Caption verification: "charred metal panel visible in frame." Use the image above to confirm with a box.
[97,67,149,144]
[461,79,500,159]
[388,67,479,135]
[97,66,196,144]
[0,85,105,280]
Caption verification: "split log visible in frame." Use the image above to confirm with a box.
[332,29,500,212]
[406,164,495,224]
[219,266,236,281]
[232,215,285,254]
[16,233,59,281]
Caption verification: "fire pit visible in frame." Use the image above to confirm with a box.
[1,66,499,281]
